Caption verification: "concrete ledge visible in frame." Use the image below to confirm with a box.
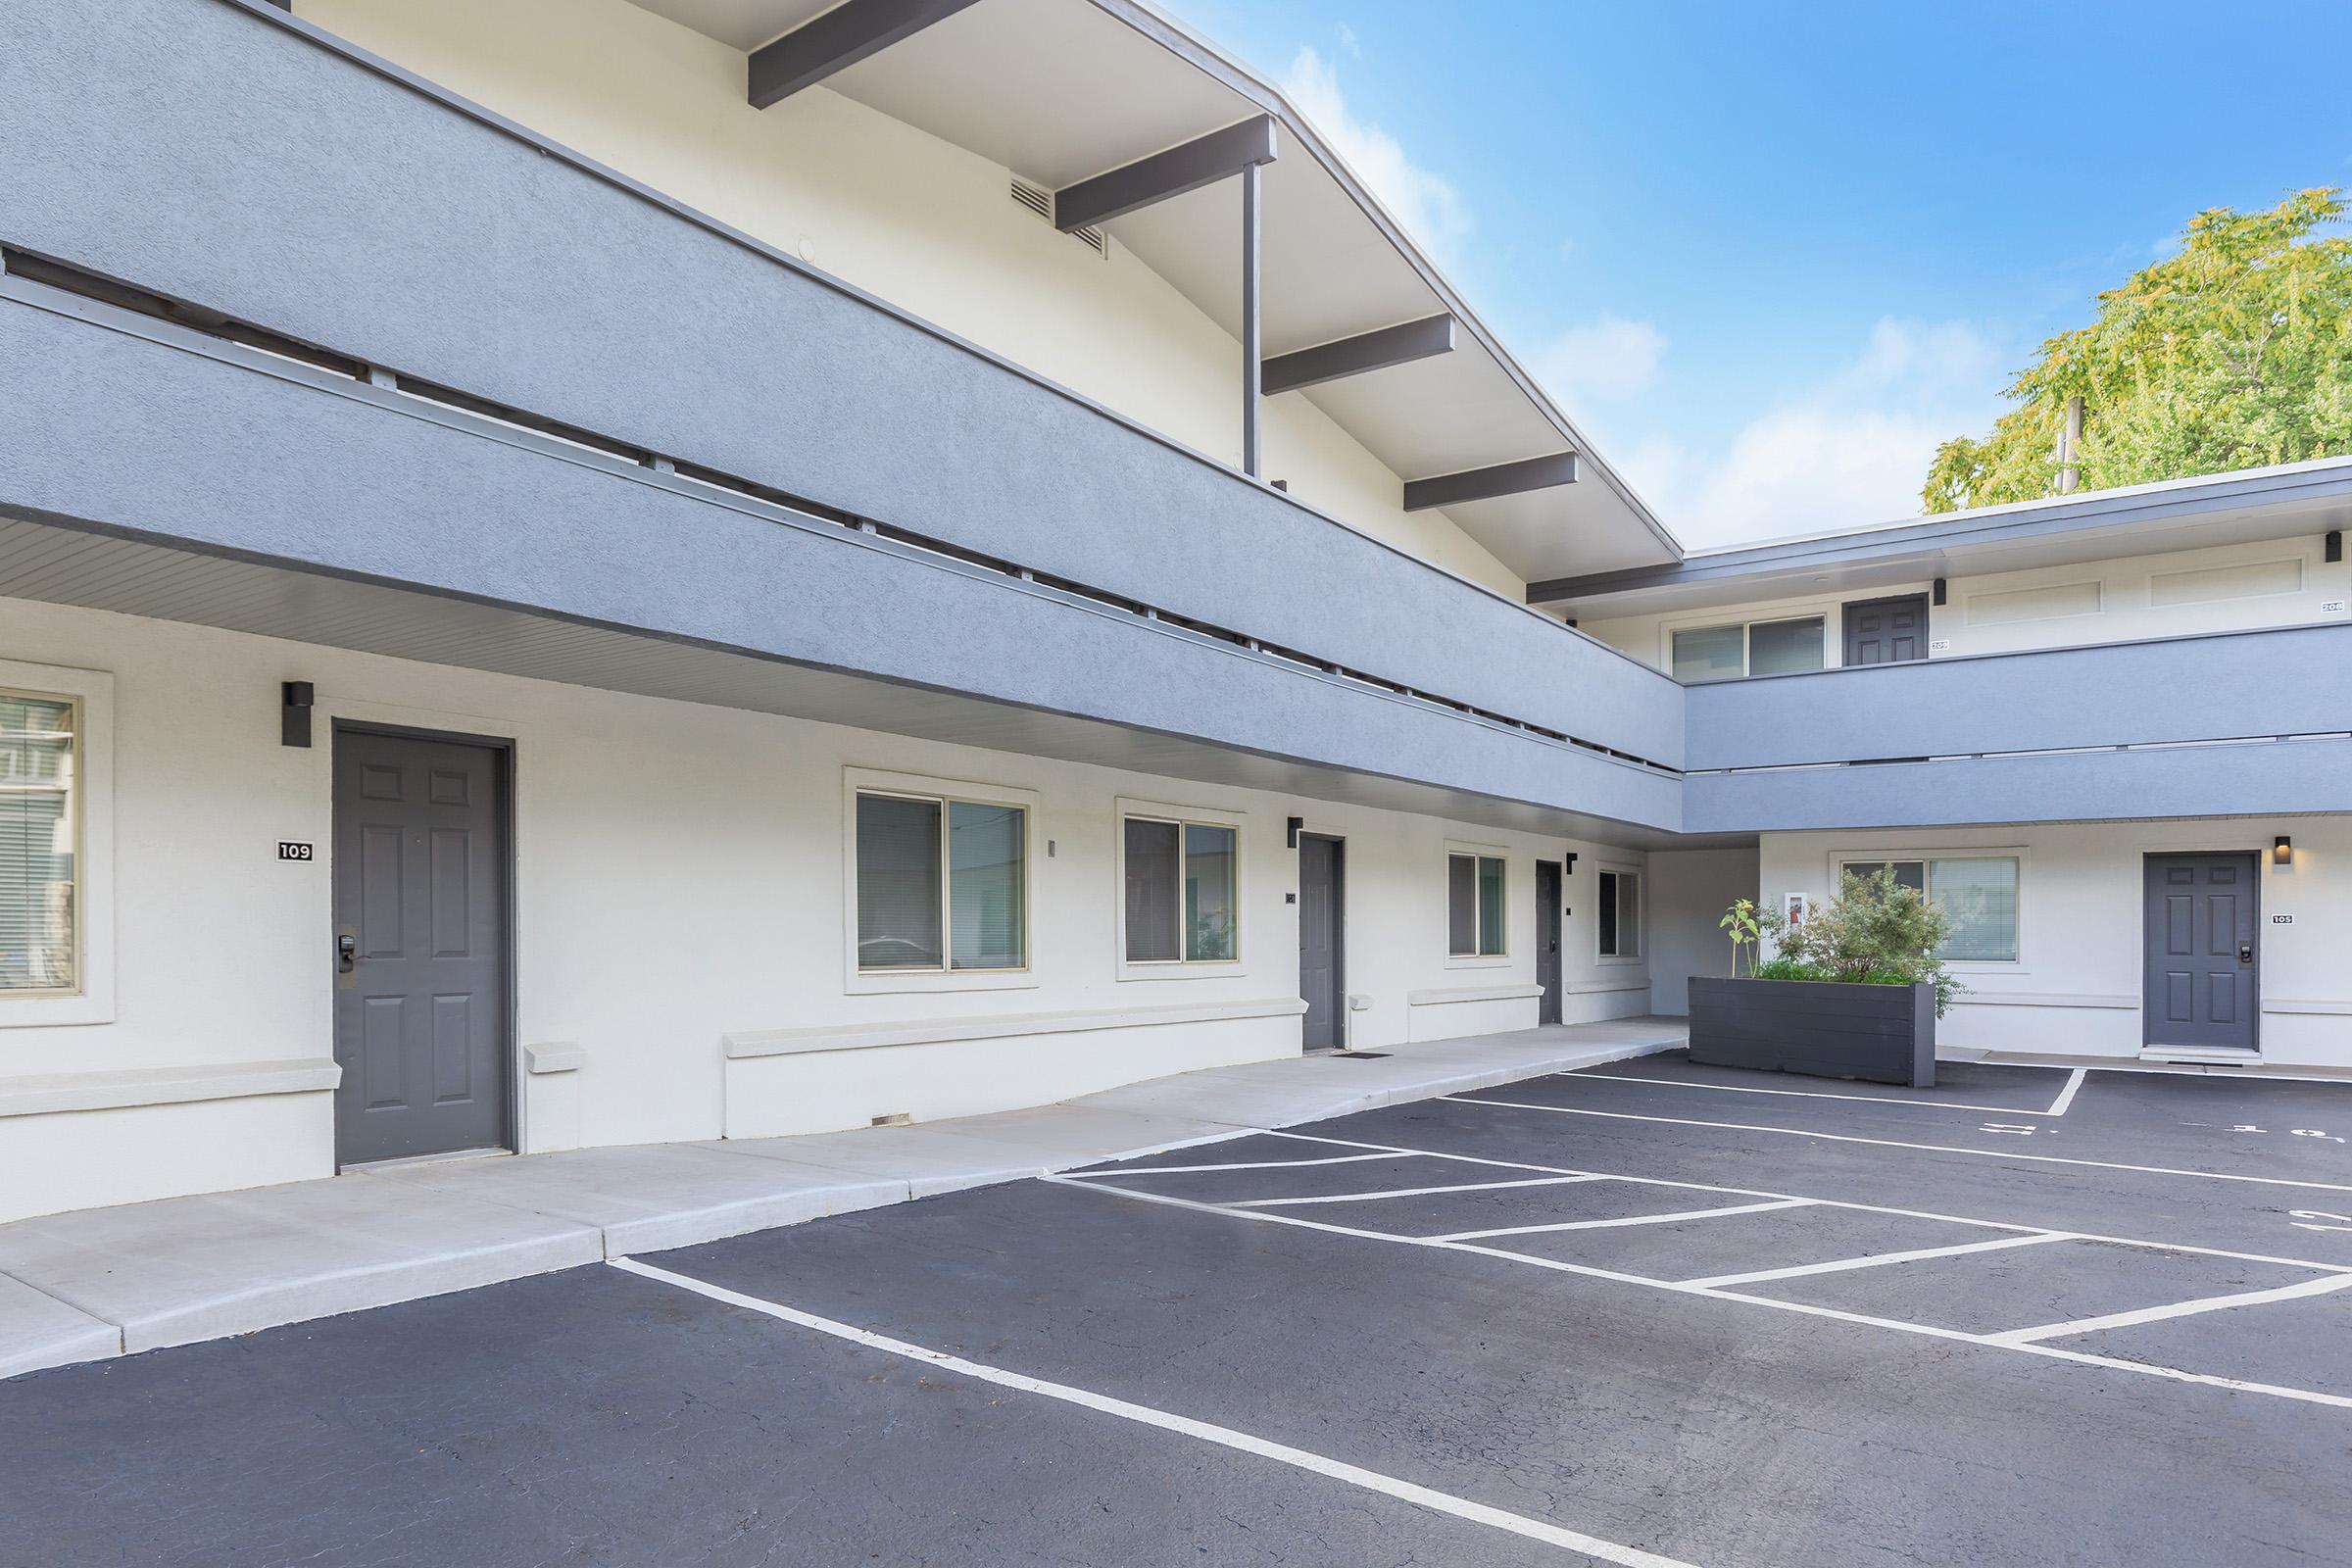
[1955,993,2136,1010]
[1406,984,1544,1006]
[523,1042,585,1074]
[725,998,1308,1059]
[0,1057,340,1119]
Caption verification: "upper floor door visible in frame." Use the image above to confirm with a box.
[1842,594,1929,665]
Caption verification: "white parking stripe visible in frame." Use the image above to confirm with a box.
[1433,1199,1812,1243]
[1234,1175,1603,1208]
[1985,1271,2352,1346]
[1568,1070,2058,1117]
[1048,1175,2352,1411]
[1061,1152,1415,1177]
[1263,1129,2352,1276]
[609,1256,1704,1568]
[1681,1232,2073,1291]
[1445,1095,2352,1195]
[2045,1069,2088,1118]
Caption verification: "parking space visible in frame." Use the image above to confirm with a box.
[8,1053,2352,1566]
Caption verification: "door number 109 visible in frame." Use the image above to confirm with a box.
[278,842,315,861]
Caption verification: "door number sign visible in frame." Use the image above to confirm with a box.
[278,841,314,861]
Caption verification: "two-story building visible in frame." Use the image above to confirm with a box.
[2,0,2346,1226]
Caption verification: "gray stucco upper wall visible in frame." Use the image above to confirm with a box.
[1684,737,2352,835]
[1685,624,2352,772]
[0,0,1684,770]
[0,289,1682,833]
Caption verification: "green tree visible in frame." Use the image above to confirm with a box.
[1923,188,2352,514]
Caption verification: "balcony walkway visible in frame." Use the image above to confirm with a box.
[0,1017,1687,1382]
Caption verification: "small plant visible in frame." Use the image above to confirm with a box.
[1723,868,1964,1016]
[1717,898,1763,977]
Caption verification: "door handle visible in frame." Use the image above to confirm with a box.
[337,932,357,973]
[2238,943,2254,965]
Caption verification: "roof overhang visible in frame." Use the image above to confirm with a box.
[1530,458,2352,619]
[625,0,1682,582]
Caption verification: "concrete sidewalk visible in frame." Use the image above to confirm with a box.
[0,1018,1685,1380]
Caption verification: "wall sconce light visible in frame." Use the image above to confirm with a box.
[1287,815,1303,849]
[281,680,315,749]
[2274,835,2293,865]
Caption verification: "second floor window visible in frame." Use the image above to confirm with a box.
[856,790,1026,972]
[1671,616,1826,682]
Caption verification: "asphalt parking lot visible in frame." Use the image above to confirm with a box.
[9,1054,2352,1567]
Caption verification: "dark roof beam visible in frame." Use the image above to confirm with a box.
[748,0,983,110]
[1261,315,1456,397]
[1403,452,1579,513]
[1054,116,1278,232]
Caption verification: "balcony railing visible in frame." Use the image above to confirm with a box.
[0,0,1682,774]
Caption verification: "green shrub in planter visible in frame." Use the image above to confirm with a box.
[1744,867,1965,1018]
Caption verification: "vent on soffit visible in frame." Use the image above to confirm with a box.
[1010,178,1107,255]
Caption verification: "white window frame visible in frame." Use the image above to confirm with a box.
[842,767,1037,995]
[1664,612,1833,683]
[1832,848,2027,969]
[0,660,114,1028]
[1113,799,1249,981]
[1595,863,1643,964]
[1444,842,1510,967]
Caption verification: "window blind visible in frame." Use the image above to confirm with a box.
[948,801,1023,970]
[0,693,76,994]
[1124,818,1180,962]
[1446,855,1477,956]
[856,793,942,969]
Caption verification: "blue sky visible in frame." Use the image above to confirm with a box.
[1166,0,2352,549]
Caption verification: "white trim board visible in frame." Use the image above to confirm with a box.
[0,1057,341,1119]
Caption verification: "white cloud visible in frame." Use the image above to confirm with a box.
[1532,313,1667,411]
[1334,21,1361,61]
[1281,47,1472,261]
[1628,318,2010,550]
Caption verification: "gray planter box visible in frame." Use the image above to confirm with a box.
[1687,976,1936,1089]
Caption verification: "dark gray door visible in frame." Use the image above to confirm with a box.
[2142,853,2259,1053]
[333,727,512,1164]
[1535,860,1563,1026]
[1298,834,1345,1052]
[1842,594,1929,665]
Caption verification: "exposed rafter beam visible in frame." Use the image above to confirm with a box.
[748,0,982,110]
[1403,453,1580,513]
[1054,116,1278,232]
[1262,315,1456,397]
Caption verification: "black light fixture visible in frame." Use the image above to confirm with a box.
[1563,852,1579,872]
[2274,835,2293,865]
[1287,815,1303,849]
[281,680,315,748]
[1933,577,1948,607]
[2327,530,2342,564]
